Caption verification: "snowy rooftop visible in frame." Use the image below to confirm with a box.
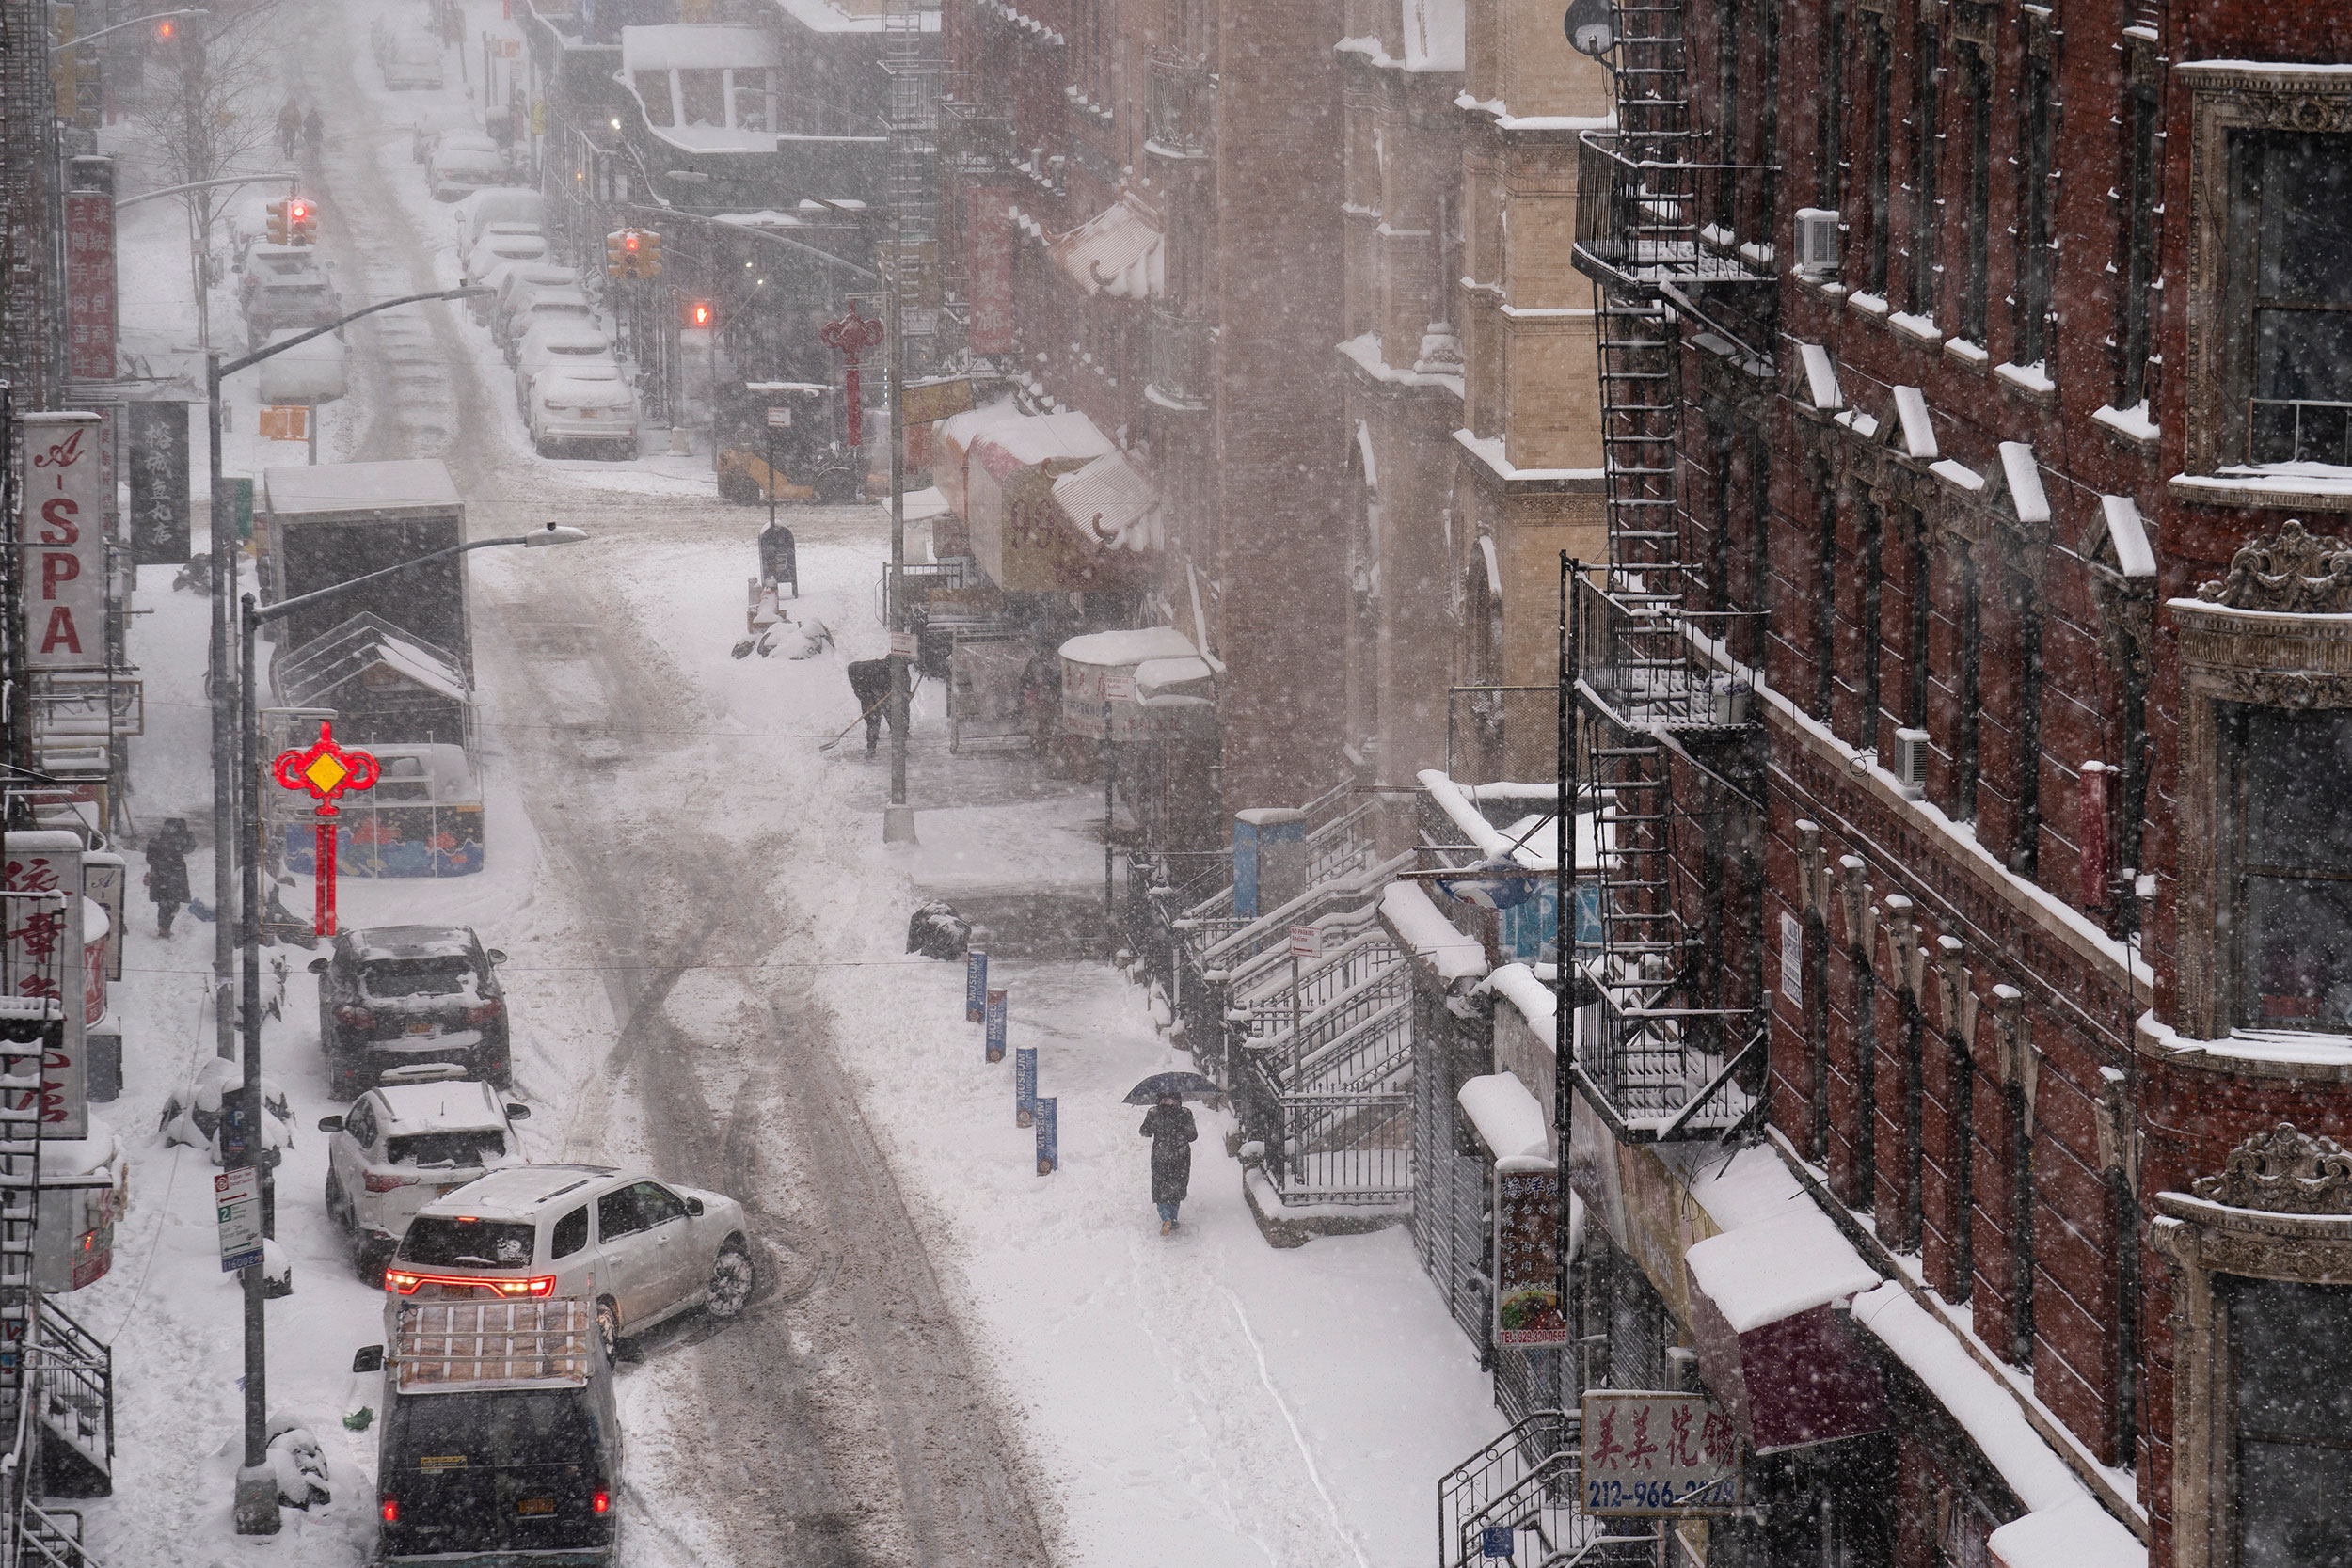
[262,458,459,516]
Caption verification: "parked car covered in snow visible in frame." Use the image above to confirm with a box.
[321,1071,531,1279]
[429,142,510,202]
[530,365,639,459]
[513,324,615,410]
[462,228,546,293]
[383,32,444,90]
[385,1165,755,1362]
[240,263,342,348]
[487,263,579,334]
[453,188,545,265]
[503,288,597,361]
[415,125,494,166]
[311,925,512,1095]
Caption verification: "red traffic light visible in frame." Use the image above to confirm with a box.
[156,18,174,38]
[623,231,640,252]
[289,201,308,221]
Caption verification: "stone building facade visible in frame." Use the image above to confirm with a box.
[1336,0,1611,807]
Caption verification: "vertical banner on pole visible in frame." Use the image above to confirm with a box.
[1034,1098,1057,1175]
[64,175,117,383]
[964,941,988,1022]
[985,988,1006,1063]
[1015,1048,1036,1128]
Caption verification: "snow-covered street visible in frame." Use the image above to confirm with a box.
[72,2,1510,1560]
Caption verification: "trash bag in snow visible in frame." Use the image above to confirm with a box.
[905,900,970,960]
[265,1418,330,1509]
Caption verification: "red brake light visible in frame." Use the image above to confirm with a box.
[336,1006,377,1032]
[381,1496,398,1524]
[384,1269,556,1298]
[593,1490,609,1514]
[364,1171,417,1193]
[464,1000,503,1027]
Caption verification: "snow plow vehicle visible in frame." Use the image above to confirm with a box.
[355,1297,622,1565]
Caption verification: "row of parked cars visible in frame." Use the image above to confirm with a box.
[446,184,644,458]
[316,925,755,1564]
[370,13,446,89]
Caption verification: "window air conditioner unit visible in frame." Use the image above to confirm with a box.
[1795,209,1841,276]
[1893,727,1931,800]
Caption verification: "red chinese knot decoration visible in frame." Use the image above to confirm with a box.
[819,302,886,450]
[271,720,379,937]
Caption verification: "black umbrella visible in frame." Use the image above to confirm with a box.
[1124,1071,1218,1105]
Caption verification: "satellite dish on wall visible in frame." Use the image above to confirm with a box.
[1564,0,1614,55]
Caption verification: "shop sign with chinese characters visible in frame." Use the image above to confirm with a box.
[1578,1389,1741,1515]
[2,832,87,1139]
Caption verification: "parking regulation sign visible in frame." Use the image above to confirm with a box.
[215,1167,263,1273]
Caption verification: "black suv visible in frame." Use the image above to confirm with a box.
[312,926,511,1097]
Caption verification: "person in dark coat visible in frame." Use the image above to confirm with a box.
[846,657,903,757]
[145,818,198,938]
[1139,1093,1197,1234]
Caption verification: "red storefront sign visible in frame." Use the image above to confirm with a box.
[16,415,107,673]
[64,192,115,382]
[967,188,1014,354]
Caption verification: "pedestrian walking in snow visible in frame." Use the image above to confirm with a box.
[1139,1093,1196,1234]
[278,99,303,159]
[303,107,324,157]
[144,817,197,938]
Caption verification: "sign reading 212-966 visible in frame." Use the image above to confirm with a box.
[1578,1390,1742,1515]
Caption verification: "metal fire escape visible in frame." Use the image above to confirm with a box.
[882,0,943,382]
[1565,0,1774,1144]
[0,0,63,406]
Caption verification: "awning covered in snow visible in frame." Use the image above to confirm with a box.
[1058,626,1215,740]
[1052,450,1163,553]
[1679,1153,1888,1454]
[1456,1070,1551,1169]
[959,409,1158,594]
[1048,198,1165,300]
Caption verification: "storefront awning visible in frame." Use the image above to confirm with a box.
[1059,626,1214,739]
[1048,198,1164,300]
[1052,451,1163,553]
[1456,1071,1551,1168]
[1684,1193,1887,1453]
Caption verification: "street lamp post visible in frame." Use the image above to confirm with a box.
[205,287,489,1066]
[229,524,586,1537]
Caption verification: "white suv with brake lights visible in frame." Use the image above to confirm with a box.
[320,1071,531,1279]
[387,1164,755,1360]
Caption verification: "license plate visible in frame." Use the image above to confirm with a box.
[405,1018,435,1036]
[516,1498,554,1516]
[580,408,602,420]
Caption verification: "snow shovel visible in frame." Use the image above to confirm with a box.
[817,673,925,753]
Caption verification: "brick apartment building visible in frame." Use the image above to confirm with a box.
[934,0,1351,833]
[1534,0,2352,1564]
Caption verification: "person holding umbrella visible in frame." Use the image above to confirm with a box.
[1128,1071,1213,1235]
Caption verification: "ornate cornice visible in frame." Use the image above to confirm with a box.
[2193,1123,2352,1216]
[2196,519,2352,612]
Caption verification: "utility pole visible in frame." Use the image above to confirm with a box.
[183,11,209,349]
[207,350,234,1060]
